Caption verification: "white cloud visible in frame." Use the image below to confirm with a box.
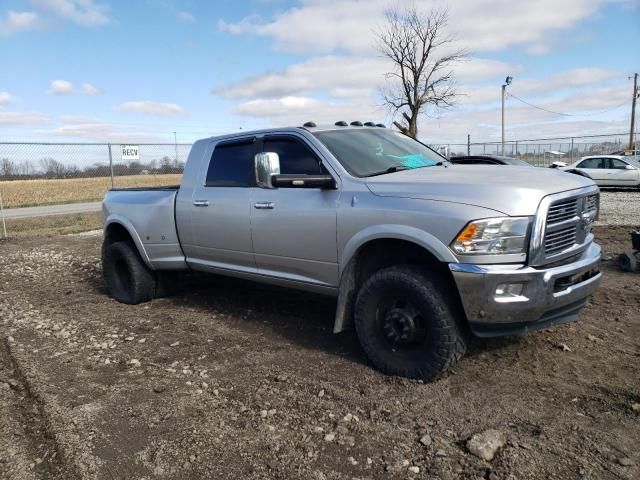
[81,82,101,95]
[116,100,186,116]
[233,96,387,126]
[47,79,74,95]
[456,67,623,106]
[0,91,18,104]
[0,10,39,36]
[216,56,387,100]
[0,109,49,125]
[43,119,161,142]
[177,11,195,23]
[33,0,109,26]
[215,55,521,101]
[219,0,622,55]
[419,82,631,143]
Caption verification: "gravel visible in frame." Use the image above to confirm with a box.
[597,190,640,226]
[1,225,638,479]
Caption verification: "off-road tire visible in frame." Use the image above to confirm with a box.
[354,266,466,381]
[103,241,156,304]
[617,251,638,273]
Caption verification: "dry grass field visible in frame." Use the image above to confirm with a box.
[0,174,182,209]
[4,212,102,237]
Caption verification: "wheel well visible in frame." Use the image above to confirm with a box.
[352,238,452,286]
[103,222,133,249]
[333,238,464,333]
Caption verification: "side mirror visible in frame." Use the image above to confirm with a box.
[271,174,336,189]
[625,164,635,170]
[255,152,280,189]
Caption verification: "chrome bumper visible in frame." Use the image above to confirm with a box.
[449,242,602,337]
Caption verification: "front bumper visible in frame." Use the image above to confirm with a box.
[449,242,602,337]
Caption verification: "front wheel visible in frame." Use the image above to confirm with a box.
[354,266,466,381]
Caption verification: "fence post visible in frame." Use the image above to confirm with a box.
[108,143,114,189]
[467,134,470,155]
[515,141,518,158]
[0,191,7,239]
[570,137,574,163]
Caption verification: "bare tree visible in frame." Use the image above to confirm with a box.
[1,158,15,178]
[377,6,466,138]
[40,157,66,178]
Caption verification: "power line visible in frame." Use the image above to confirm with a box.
[506,91,629,117]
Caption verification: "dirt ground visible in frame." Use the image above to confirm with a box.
[0,226,638,480]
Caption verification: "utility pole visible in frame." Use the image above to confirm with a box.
[501,76,513,155]
[630,73,638,151]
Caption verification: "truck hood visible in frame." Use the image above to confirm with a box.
[365,165,595,216]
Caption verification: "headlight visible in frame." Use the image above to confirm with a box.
[451,217,531,255]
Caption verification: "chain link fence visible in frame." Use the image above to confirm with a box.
[431,133,631,166]
[0,143,192,210]
[0,132,634,235]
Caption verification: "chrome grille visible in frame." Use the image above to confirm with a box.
[545,225,577,255]
[530,188,599,266]
[547,198,579,223]
[585,194,598,215]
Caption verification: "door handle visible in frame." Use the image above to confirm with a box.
[254,202,274,210]
[193,200,210,207]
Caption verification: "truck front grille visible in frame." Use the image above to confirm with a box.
[545,225,577,255]
[585,194,598,214]
[541,192,599,262]
[547,198,579,223]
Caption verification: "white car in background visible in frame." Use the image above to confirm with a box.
[562,155,640,187]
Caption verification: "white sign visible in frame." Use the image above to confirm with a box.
[121,145,140,161]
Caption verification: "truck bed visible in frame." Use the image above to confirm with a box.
[102,187,186,270]
[109,185,180,192]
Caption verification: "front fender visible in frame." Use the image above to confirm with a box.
[339,224,457,276]
[333,224,456,334]
[103,214,154,269]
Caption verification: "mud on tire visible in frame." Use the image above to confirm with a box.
[354,266,466,381]
[103,241,156,304]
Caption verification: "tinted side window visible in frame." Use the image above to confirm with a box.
[206,141,255,187]
[578,158,604,169]
[609,159,628,169]
[264,137,323,175]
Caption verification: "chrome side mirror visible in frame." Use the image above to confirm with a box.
[255,152,280,189]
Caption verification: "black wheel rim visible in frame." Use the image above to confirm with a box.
[377,297,428,351]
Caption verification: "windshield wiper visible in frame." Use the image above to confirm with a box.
[365,165,410,177]
[365,162,442,177]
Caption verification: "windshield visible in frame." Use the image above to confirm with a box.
[313,128,445,177]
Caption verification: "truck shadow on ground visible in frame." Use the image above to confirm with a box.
[160,272,521,366]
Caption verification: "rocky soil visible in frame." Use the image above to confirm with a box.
[0,226,638,479]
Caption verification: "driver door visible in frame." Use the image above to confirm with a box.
[250,135,340,287]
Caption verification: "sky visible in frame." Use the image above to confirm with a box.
[0,0,639,145]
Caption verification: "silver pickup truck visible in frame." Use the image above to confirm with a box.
[102,123,602,380]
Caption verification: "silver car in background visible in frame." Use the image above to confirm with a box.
[562,155,640,187]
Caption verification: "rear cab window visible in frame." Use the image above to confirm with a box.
[205,141,256,187]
